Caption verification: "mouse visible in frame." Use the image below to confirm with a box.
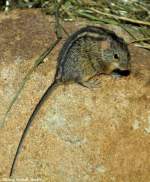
[9,25,130,176]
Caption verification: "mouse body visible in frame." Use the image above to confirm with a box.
[10,26,130,176]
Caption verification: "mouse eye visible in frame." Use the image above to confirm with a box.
[114,54,119,59]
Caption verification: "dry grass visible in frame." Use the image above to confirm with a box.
[0,0,150,49]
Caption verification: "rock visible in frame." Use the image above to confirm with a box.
[0,9,150,182]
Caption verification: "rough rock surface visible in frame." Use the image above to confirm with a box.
[0,9,150,182]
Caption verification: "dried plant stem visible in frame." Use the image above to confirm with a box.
[1,38,61,128]
[89,7,150,26]
[129,37,150,44]
[1,1,64,129]
[135,44,150,49]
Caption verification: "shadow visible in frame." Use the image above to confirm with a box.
[112,69,130,77]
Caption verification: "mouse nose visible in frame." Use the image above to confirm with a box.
[120,61,131,71]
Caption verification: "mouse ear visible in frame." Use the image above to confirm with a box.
[100,39,111,50]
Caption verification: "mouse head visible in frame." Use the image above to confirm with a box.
[100,36,130,74]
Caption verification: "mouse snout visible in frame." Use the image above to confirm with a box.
[118,61,131,71]
[112,61,131,76]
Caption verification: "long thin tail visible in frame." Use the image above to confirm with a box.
[9,79,60,177]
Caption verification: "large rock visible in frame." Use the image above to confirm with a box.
[0,9,150,182]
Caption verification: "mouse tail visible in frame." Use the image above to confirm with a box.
[9,79,60,177]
